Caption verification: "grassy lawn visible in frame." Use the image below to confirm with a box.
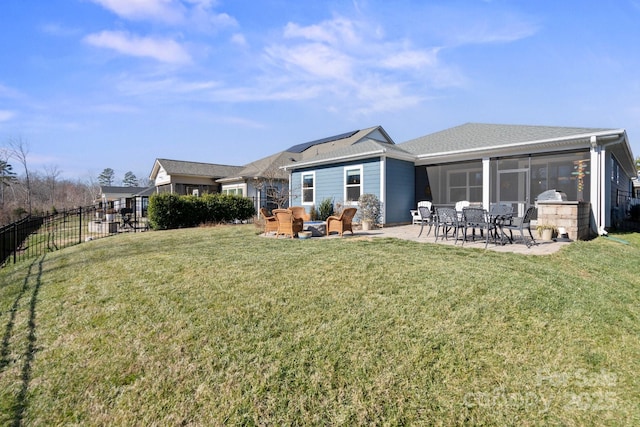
[1,225,639,425]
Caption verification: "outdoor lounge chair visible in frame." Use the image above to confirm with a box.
[288,206,310,222]
[417,205,434,237]
[326,207,357,236]
[260,208,278,235]
[273,208,300,238]
[502,206,538,248]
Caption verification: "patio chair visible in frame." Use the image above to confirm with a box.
[327,207,357,236]
[502,206,538,248]
[489,203,514,244]
[260,208,278,235]
[288,206,308,233]
[273,208,298,238]
[411,201,432,225]
[462,207,496,248]
[288,206,310,222]
[417,205,434,237]
[435,207,463,244]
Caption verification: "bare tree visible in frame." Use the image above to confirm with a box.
[8,137,32,215]
[43,164,62,208]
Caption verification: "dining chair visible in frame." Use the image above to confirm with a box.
[462,207,496,248]
[417,205,434,237]
[435,207,462,244]
[502,206,538,247]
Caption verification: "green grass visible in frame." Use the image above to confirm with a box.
[1,225,639,425]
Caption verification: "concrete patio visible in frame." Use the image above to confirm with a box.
[263,223,572,255]
[362,224,571,255]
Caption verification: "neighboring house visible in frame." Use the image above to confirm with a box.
[217,151,300,211]
[283,123,636,234]
[97,185,154,216]
[149,158,244,196]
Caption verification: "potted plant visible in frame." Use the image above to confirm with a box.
[536,224,557,241]
[358,193,381,231]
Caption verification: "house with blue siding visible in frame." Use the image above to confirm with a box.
[282,127,416,225]
[283,123,637,235]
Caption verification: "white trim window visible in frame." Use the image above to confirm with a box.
[222,184,246,196]
[344,165,363,203]
[301,172,315,205]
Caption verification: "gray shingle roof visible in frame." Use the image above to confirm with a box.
[284,138,413,169]
[398,123,616,156]
[218,151,302,182]
[155,158,244,178]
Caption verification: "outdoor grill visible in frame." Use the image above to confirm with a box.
[536,189,567,202]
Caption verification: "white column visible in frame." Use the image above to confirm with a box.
[589,136,603,234]
[482,157,490,210]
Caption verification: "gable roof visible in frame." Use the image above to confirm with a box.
[217,151,302,183]
[294,126,395,160]
[150,158,244,180]
[283,136,412,170]
[286,130,360,153]
[282,126,402,169]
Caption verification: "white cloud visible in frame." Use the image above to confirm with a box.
[0,110,15,122]
[230,33,247,47]
[89,0,237,30]
[89,0,186,24]
[84,30,192,64]
[381,48,441,70]
[283,17,360,46]
[265,43,353,81]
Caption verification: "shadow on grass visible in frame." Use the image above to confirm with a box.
[0,255,44,427]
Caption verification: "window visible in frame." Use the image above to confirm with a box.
[302,172,315,204]
[345,166,363,202]
[448,169,482,203]
[222,184,245,196]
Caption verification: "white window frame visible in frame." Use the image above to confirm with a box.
[301,172,315,205]
[344,165,363,205]
[222,183,246,196]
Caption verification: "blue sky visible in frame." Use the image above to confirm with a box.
[1,0,639,183]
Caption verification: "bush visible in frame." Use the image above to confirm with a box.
[318,198,334,221]
[148,193,255,230]
[358,193,381,224]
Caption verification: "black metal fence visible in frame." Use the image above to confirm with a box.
[0,205,147,267]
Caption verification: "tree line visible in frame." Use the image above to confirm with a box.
[1,138,150,226]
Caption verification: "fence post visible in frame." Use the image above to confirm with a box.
[13,221,17,264]
[79,206,83,244]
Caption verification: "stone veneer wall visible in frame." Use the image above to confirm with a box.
[537,201,592,241]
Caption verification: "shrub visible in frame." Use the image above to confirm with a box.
[147,193,255,230]
[318,198,334,221]
[358,193,381,224]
